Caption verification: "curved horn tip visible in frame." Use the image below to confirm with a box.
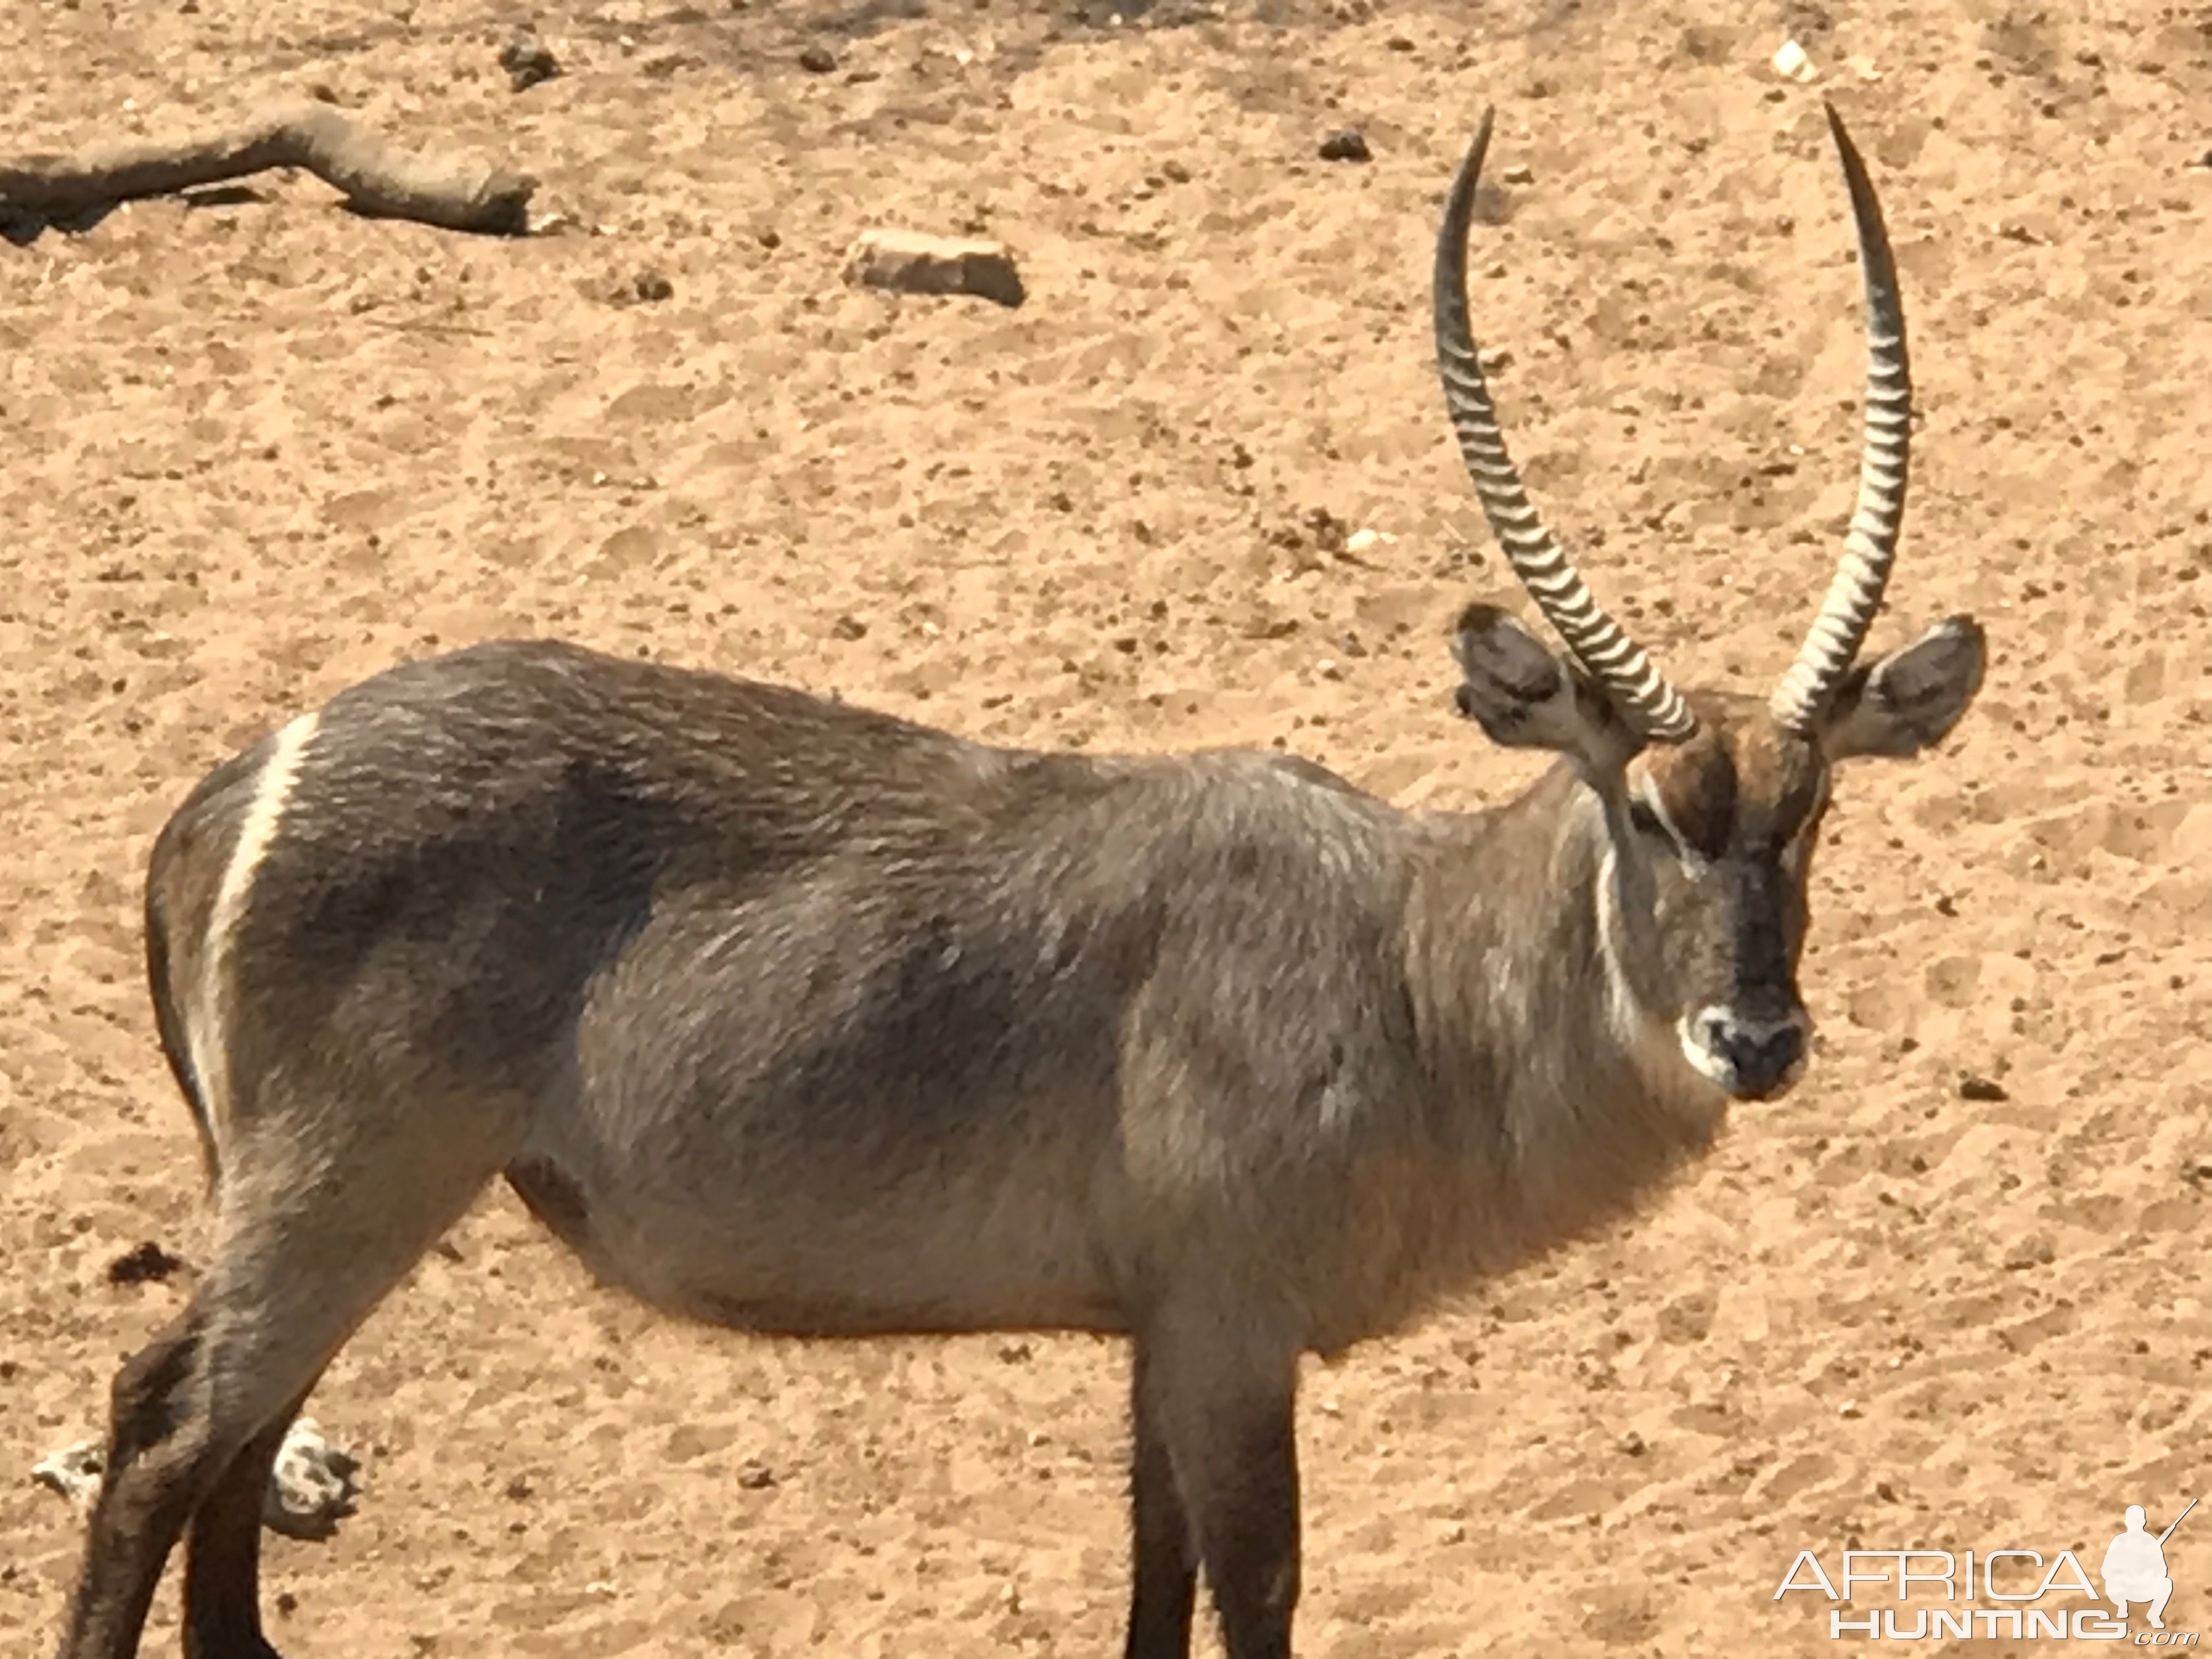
[1822,100,1854,146]
[1456,108,1497,180]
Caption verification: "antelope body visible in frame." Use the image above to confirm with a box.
[58,105,1985,1659]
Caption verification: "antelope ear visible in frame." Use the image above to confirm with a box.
[1451,603,1637,774]
[1820,615,1987,760]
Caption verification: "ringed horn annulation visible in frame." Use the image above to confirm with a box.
[1433,100,1912,743]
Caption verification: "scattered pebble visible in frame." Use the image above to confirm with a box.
[633,268,674,303]
[832,614,869,641]
[2002,1236,2056,1271]
[737,1459,778,1489]
[1318,129,1371,163]
[1957,1074,2009,1102]
[105,1241,184,1286]
[264,1419,359,1539]
[799,44,838,74]
[844,229,1025,308]
[499,27,561,92]
[1771,37,1817,83]
[31,1441,102,1504]
[1500,162,1534,185]
[1618,1430,1647,1457]
[37,1420,358,1538]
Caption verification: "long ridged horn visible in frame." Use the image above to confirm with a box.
[1434,109,1697,744]
[1770,102,1911,736]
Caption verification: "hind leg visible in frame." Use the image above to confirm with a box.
[55,1109,510,1659]
[179,1384,313,1659]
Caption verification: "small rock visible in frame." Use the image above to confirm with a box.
[32,1441,103,1504]
[633,268,674,303]
[499,28,561,92]
[736,1459,777,1489]
[1385,33,1414,50]
[1499,162,1534,185]
[1958,1074,2009,1102]
[1318,129,1371,163]
[1838,1398,1863,1419]
[832,614,869,641]
[845,229,1025,308]
[106,1241,185,1286]
[798,44,837,74]
[2002,1236,2056,1271]
[1618,1430,1647,1457]
[755,226,781,250]
[263,1419,359,1539]
[1161,159,1192,184]
[1771,37,1817,83]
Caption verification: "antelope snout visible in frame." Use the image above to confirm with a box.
[1684,1008,1808,1102]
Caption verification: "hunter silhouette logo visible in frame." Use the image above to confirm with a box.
[2106,1501,2194,1631]
[1775,1497,2199,1642]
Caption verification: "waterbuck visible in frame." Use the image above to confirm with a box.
[58,102,1983,1659]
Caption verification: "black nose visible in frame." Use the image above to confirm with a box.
[1703,1015,1807,1098]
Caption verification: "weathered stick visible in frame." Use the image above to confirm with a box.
[0,101,537,235]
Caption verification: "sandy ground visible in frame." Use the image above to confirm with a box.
[4,0,2211,1654]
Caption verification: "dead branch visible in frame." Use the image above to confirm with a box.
[0,101,537,235]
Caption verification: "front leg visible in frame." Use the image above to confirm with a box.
[183,1389,315,1659]
[1126,1342,1197,1659]
[1135,1295,1303,1659]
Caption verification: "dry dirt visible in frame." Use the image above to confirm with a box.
[5,1,2211,1655]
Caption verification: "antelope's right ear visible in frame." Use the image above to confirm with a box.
[1451,603,1633,773]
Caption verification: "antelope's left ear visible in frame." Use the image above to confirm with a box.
[1820,615,1987,760]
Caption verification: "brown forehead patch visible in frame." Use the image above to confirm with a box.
[1638,726,1735,859]
[1636,710,1825,856]
[1728,716,1826,843]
